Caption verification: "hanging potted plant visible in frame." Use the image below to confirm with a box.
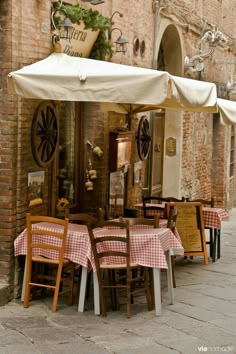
[52,2,113,60]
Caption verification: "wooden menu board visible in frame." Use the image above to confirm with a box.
[166,202,208,265]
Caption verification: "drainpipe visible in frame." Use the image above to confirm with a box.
[146,0,161,195]
[152,0,161,69]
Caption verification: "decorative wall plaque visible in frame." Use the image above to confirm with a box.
[166,137,176,157]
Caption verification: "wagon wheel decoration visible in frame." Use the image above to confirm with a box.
[31,102,59,168]
[136,116,152,161]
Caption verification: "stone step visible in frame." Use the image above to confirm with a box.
[0,284,10,306]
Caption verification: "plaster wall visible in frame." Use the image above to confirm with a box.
[153,19,184,198]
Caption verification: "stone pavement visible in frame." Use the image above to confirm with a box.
[0,210,236,354]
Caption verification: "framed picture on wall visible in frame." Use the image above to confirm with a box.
[28,171,45,207]
[109,171,125,218]
[133,161,142,185]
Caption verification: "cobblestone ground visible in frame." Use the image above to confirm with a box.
[0,210,236,354]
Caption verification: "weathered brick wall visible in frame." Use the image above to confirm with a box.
[0,0,17,290]
[182,112,213,200]
[160,0,236,207]
[0,0,52,293]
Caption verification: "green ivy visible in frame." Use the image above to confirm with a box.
[53,2,114,60]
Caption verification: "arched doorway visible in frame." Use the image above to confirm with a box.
[149,23,184,198]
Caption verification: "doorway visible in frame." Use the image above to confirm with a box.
[149,23,183,198]
[150,112,165,196]
[49,102,83,216]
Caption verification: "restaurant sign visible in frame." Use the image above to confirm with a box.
[54,22,100,58]
[166,202,208,265]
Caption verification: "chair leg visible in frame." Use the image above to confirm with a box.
[108,270,118,311]
[212,229,217,263]
[76,266,82,302]
[68,264,75,306]
[52,264,63,313]
[24,258,32,308]
[209,229,213,258]
[126,284,131,318]
[98,271,107,317]
[149,268,155,309]
[144,267,153,311]
[217,229,221,259]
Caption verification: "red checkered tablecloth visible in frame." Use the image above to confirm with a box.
[14,222,91,268]
[134,203,229,229]
[202,207,229,229]
[14,222,184,275]
[89,227,184,270]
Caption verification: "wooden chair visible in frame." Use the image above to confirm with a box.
[119,215,160,308]
[87,220,153,318]
[188,197,219,261]
[167,207,178,288]
[65,207,105,225]
[121,215,160,228]
[142,196,167,219]
[163,196,186,202]
[24,213,75,313]
[65,210,97,226]
[64,209,105,300]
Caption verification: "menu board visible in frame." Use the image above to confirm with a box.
[166,202,208,264]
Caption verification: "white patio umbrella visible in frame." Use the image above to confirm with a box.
[8,52,236,123]
[8,52,218,113]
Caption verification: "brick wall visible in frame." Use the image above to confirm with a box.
[164,0,236,207]
[0,0,17,290]
[0,0,52,293]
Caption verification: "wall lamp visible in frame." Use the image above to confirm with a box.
[226,82,236,96]
[51,0,74,42]
[184,24,227,75]
[108,11,128,54]
[184,48,214,74]
[201,25,227,47]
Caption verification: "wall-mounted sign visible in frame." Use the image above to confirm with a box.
[54,22,99,58]
[166,137,176,157]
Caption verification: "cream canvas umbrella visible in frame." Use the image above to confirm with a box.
[8,53,218,113]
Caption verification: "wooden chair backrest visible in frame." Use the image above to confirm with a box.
[142,196,167,219]
[87,220,130,269]
[163,196,186,202]
[189,197,215,207]
[167,207,178,231]
[119,215,160,228]
[64,208,105,227]
[26,213,69,262]
[142,195,167,204]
